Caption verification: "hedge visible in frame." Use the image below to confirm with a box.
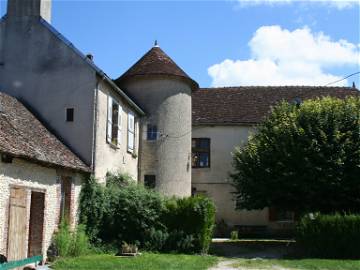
[296,214,360,259]
[79,173,216,254]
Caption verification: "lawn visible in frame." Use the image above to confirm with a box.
[232,258,360,270]
[52,253,218,270]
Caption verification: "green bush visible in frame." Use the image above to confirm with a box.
[163,196,216,254]
[100,182,166,248]
[79,172,216,254]
[230,230,239,240]
[79,176,106,243]
[296,213,360,259]
[53,221,72,257]
[53,222,90,257]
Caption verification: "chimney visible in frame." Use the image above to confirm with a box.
[7,0,52,23]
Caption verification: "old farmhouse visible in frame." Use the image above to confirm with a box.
[0,0,359,260]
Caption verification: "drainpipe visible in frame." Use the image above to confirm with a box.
[91,77,103,175]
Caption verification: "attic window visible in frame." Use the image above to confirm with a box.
[66,108,74,122]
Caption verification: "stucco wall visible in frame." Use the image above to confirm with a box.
[0,158,83,259]
[0,16,96,165]
[121,77,192,197]
[93,80,140,183]
[192,125,269,227]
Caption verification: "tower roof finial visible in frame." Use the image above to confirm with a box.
[154,40,159,47]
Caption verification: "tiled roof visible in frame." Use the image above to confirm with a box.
[115,46,198,89]
[193,86,360,125]
[0,92,90,172]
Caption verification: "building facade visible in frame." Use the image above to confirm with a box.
[1,1,359,262]
[0,92,88,261]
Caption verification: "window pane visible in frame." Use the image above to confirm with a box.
[199,139,210,149]
[147,125,157,141]
[199,153,209,167]
[111,102,119,145]
[192,138,210,168]
[128,131,134,150]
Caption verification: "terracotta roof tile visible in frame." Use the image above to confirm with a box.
[115,46,198,89]
[0,92,90,172]
[193,86,360,125]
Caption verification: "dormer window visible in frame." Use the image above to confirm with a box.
[107,96,122,146]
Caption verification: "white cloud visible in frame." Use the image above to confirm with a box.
[236,0,359,10]
[208,26,360,87]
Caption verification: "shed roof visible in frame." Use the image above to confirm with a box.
[0,92,90,172]
[192,86,360,125]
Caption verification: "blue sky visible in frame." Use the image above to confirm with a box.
[0,0,359,88]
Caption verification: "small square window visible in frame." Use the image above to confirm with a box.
[147,125,158,141]
[144,175,156,189]
[66,108,74,122]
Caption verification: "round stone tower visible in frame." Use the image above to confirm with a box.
[115,44,198,197]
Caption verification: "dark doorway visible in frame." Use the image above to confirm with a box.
[28,192,45,257]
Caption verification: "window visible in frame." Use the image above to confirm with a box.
[144,175,156,189]
[66,108,74,122]
[192,138,210,168]
[127,112,135,152]
[60,177,72,224]
[147,124,158,141]
[107,96,122,146]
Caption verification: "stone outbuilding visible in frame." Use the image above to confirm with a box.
[0,92,90,261]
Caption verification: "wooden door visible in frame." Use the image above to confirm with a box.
[28,192,45,257]
[7,187,28,261]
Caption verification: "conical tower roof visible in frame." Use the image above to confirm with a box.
[115,45,198,89]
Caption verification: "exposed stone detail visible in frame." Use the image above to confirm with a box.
[0,158,82,260]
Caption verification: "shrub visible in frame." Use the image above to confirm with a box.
[163,195,216,254]
[100,182,166,248]
[79,173,216,254]
[71,225,90,257]
[52,222,90,257]
[230,230,239,240]
[53,221,72,257]
[296,213,360,259]
[79,176,106,243]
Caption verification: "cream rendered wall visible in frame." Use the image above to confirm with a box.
[0,158,83,259]
[192,125,269,227]
[94,80,140,183]
[120,77,192,197]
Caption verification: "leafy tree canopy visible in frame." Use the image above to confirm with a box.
[231,96,360,214]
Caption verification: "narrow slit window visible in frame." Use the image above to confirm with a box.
[66,108,74,122]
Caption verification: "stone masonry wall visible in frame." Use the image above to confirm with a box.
[0,158,83,260]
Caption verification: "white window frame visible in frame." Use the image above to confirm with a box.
[107,95,122,147]
[127,112,135,153]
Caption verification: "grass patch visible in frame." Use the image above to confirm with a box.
[52,253,218,270]
[232,258,360,270]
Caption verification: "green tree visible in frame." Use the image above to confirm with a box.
[231,96,360,214]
